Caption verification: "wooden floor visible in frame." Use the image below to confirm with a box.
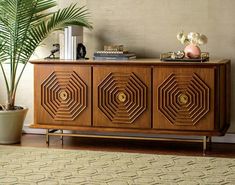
[11,134,235,158]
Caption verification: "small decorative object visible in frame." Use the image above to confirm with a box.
[177,31,208,59]
[45,44,60,59]
[184,44,201,59]
[170,50,185,59]
[104,45,124,52]
[76,43,87,59]
[93,45,136,60]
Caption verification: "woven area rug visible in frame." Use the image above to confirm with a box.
[0,146,234,185]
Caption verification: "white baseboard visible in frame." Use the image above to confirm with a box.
[23,126,45,134]
[212,134,235,143]
[23,126,235,143]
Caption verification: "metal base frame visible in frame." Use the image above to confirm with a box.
[46,129,212,155]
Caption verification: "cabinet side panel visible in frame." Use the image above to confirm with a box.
[218,65,225,129]
[226,62,231,128]
[217,62,231,131]
[34,65,40,125]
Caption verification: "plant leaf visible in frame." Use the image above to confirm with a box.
[0,0,92,109]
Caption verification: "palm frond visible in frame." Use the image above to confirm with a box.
[20,3,92,62]
[0,0,92,109]
[31,0,57,23]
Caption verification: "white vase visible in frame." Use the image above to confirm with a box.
[0,107,28,144]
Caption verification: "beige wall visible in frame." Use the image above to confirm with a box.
[84,0,235,132]
[0,0,235,132]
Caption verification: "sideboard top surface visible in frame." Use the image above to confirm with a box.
[30,58,230,66]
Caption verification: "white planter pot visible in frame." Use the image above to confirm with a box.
[0,107,28,144]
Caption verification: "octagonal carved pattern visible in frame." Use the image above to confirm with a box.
[41,71,87,121]
[158,73,210,126]
[98,72,147,124]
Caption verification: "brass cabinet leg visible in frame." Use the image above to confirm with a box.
[46,129,49,145]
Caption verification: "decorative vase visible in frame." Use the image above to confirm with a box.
[0,107,28,144]
[184,44,201,59]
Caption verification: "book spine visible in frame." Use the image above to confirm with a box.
[93,56,136,60]
[104,45,124,51]
[94,53,135,57]
[64,28,68,59]
[71,36,74,60]
[95,51,128,54]
[71,26,83,37]
[71,26,83,43]
[68,26,72,60]
[72,36,78,60]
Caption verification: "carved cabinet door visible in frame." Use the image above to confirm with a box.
[153,67,215,131]
[93,66,151,128]
[34,64,91,126]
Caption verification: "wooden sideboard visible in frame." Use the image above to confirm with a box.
[30,59,231,153]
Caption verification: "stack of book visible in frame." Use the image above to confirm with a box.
[93,45,136,60]
[59,26,83,60]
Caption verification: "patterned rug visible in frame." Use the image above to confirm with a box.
[0,146,234,185]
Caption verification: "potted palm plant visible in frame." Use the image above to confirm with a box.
[0,0,92,144]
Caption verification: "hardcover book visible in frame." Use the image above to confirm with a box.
[64,26,83,60]
[95,51,129,55]
[94,52,135,57]
[93,55,136,60]
[104,45,124,51]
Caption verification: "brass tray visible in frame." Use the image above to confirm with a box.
[160,52,209,62]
